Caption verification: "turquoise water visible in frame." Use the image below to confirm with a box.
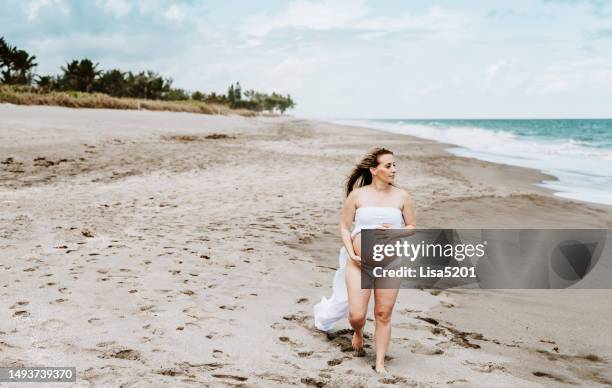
[336,119,612,206]
[379,119,612,149]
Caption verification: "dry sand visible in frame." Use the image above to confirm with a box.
[1,104,611,387]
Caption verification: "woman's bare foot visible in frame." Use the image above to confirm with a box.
[375,364,387,373]
[352,327,363,352]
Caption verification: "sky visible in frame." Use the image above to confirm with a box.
[2,0,612,118]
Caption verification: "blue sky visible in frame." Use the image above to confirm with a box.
[2,0,612,118]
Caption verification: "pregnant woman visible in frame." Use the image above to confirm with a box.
[314,147,416,373]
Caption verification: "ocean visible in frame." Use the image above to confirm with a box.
[336,119,612,206]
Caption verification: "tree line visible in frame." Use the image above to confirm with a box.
[0,37,295,114]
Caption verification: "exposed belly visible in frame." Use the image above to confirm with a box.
[352,232,362,257]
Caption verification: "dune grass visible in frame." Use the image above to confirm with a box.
[0,85,258,117]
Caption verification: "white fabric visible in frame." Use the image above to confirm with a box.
[313,206,403,332]
[313,246,350,332]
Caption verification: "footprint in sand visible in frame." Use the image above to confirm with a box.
[96,341,117,348]
[326,357,350,366]
[212,374,248,382]
[156,368,185,377]
[219,304,243,311]
[212,349,226,359]
[278,336,302,347]
[325,329,368,355]
[101,349,141,361]
[282,314,308,324]
[409,341,444,356]
[463,360,506,373]
[41,318,67,330]
[532,371,574,384]
[270,322,287,330]
[446,378,470,387]
[379,375,412,385]
[139,305,159,313]
[9,301,29,309]
[300,377,326,387]
[416,316,483,350]
[88,318,104,327]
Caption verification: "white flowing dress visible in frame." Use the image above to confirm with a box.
[313,206,404,332]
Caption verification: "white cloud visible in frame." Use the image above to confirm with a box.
[26,0,69,21]
[133,0,206,24]
[358,6,472,35]
[525,58,612,95]
[417,83,444,96]
[240,1,471,40]
[30,33,133,55]
[241,0,369,37]
[264,55,331,93]
[26,32,163,73]
[163,4,187,22]
[135,0,160,14]
[96,0,132,18]
[485,60,507,83]
[527,73,571,94]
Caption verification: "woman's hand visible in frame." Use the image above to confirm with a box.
[374,223,394,240]
[350,254,362,263]
[374,224,417,247]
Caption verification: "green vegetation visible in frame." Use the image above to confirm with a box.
[0,36,296,115]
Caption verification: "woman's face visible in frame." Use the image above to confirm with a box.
[372,153,396,184]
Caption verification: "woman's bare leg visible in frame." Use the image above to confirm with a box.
[345,232,370,351]
[373,287,400,372]
[345,259,370,351]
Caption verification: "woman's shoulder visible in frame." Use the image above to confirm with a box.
[391,184,410,195]
[392,185,415,203]
[346,186,365,204]
[349,186,368,197]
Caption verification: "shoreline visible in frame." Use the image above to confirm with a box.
[320,118,612,219]
[330,118,612,208]
[323,119,561,197]
[1,104,611,386]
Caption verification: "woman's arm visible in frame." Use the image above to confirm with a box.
[340,191,359,262]
[402,190,416,229]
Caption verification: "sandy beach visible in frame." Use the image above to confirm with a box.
[1,104,611,387]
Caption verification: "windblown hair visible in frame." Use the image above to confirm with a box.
[345,147,394,197]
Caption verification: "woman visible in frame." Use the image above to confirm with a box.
[314,147,416,373]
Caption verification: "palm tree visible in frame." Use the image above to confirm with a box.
[123,71,170,99]
[60,60,79,90]
[0,37,11,68]
[35,75,56,92]
[60,58,101,92]
[97,69,127,97]
[10,49,37,84]
[0,37,37,85]
[145,70,171,100]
